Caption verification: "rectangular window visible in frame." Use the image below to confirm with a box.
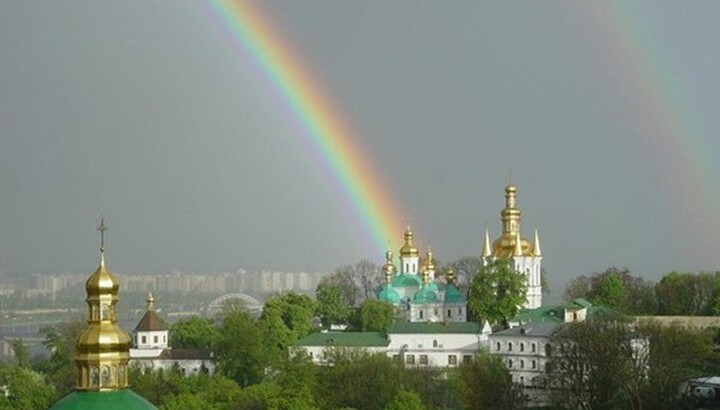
[141,336,146,344]
[392,354,400,362]
[448,355,457,366]
[419,355,428,365]
[154,336,158,344]
[419,311,424,319]
[532,360,536,369]
[463,355,472,364]
[520,343,524,352]
[447,309,452,318]
[406,355,415,365]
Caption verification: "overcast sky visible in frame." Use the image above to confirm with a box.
[1,1,719,293]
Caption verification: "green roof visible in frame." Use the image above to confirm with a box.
[565,298,592,309]
[388,322,483,334]
[512,305,565,324]
[296,331,389,347]
[391,274,422,287]
[377,283,400,303]
[444,283,465,303]
[411,285,440,304]
[511,300,629,324]
[50,389,157,410]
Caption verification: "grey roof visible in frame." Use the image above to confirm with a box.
[388,321,483,334]
[490,322,561,338]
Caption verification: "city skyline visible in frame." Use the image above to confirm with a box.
[1,1,719,293]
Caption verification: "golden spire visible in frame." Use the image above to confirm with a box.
[97,216,107,267]
[399,225,419,257]
[532,229,542,257]
[425,247,435,274]
[382,250,396,283]
[482,228,492,258]
[74,218,132,392]
[146,292,155,311]
[502,183,521,235]
[514,230,523,256]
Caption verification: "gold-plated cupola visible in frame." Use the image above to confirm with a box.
[382,250,396,283]
[399,225,419,257]
[492,184,532,257]
[74,218,132,391]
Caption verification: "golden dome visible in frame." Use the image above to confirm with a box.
[85,256,119,295]
[492,233,532,257]
[399,226,419,257]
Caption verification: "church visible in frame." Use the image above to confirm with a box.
[297,182,543,367]
[377,181,543,316]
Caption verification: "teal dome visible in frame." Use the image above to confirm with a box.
[391,274,422,287]
[377,283,400,303]
[50,389,157,410]
[412,285,440,304]
[444,283,465,303]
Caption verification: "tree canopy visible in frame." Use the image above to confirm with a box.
[467,259,527,324]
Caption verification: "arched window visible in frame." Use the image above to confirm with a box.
[508,342,513,352]
[520,343,525,352]
[419,310,424,320]
[496,342,501,351]
[508,359,513,368]
[531,343,536,353]
[520,360,525,369]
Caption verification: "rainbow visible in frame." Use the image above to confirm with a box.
[578,3,720,258]
[202,0,407,255]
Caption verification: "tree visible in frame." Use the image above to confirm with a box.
[0,364,56,410]
[467,259,527,324]
[385,389,425,410]
[169,316,220,349]
[315,281,351,327]
[564,267,657,314]
[636,320,711,410]
[655,271,717,315]
[358,299,395,332]
[319,271,359,308]
[36,317,85,397]
[593,272,627,311]
[548,320,637,409]
[259,292,317,365]
[317,352,408,410]
[11,339,30,369]
[450,350,524,410]
[445,256,483,293]
[564,275,591,301]
[214,309,266,387]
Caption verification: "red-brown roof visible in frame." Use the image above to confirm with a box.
[134,310,168,332]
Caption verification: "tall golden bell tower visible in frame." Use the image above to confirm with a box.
[74,217,132,391]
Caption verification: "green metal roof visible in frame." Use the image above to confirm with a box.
[565,298,592,309]
[511,300,628,324]
[50,389,157,410]
[444,283,465,303]
[388,322,482,334]
[391,274,422,287]
[377,283,400,303]
[296,331,389,347]
[411,285,440,304]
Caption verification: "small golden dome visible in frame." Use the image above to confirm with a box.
[85,257,120,296]
[399,226,419,257]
